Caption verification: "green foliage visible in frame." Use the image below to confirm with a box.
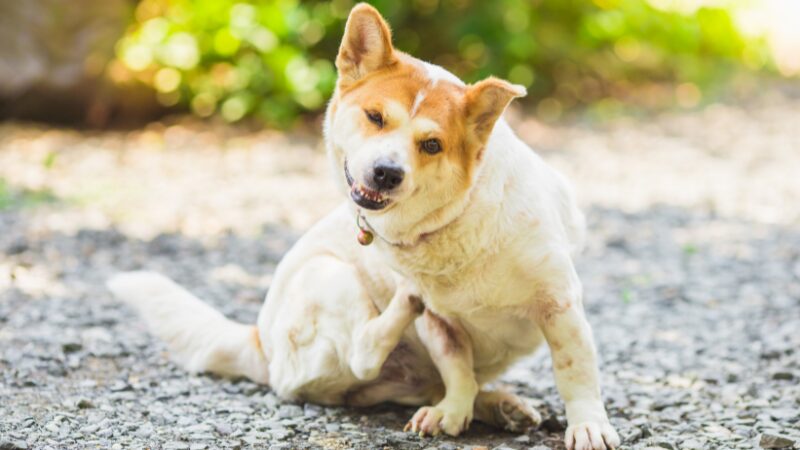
[114,0,764,126]
[0,179,58,211]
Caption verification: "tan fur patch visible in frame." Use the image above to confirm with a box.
[554,355,574,370]
[535,295,571,325]
[251,326,263,353]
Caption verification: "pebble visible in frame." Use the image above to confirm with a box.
[759,433,796,449]
[277,404,303,419]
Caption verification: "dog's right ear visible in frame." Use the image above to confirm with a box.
[335,3,396,89]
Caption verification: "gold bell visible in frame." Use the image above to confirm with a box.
[357,228,374,246]
[356,213,374,246]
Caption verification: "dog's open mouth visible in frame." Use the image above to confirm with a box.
[344,161,390,210]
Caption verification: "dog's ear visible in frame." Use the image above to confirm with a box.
[465,77,526,143]
[336,3,396,88]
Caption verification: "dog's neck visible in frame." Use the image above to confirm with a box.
[359,186,474,248]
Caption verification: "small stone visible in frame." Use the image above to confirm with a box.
[5,239,28,255]
[768,409,798,421]
[62,342,82,353]
[759,433,795,449]
[540,416,565,432]
[163,442,190,450]
[303,404,323,418]
[653,441,677,450]
[513,435,531,443]
[189,434,215,441]
[681,439,704,449]
[109,381,132,392]
[214,423,233,436]
[277,404,303,419]
[0,440,28,450]
[771,371,794,381]
[76,399,94,409]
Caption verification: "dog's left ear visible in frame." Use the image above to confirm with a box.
[336,3,396,88]
[465,77,526,143]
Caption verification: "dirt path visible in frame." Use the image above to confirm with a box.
[1,88,799,449]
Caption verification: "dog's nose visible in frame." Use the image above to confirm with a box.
[372,159,404,191]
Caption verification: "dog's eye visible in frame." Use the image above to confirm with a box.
[420,138,442,155]
[365,110,384,128]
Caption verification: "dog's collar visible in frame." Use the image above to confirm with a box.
[355,209,457,249]
[356,211,406,247]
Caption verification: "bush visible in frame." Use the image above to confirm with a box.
[113,0,766,126]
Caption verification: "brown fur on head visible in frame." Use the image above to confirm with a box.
[326,3,525,228]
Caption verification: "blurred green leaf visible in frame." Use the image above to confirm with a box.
[113,0,771,126]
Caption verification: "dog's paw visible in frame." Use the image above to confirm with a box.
[496,396,542,432]
[564,421,620,450]
[404,405,472,437]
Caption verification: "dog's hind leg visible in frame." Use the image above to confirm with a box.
[473,389,542,433]
[348,286,425,381]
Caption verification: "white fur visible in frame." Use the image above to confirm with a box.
[107,18,617,449]
[106,272,270,383]
[324,57,617,447]
[421,60,465,86]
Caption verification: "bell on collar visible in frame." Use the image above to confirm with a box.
[356,212,374,246]
[357,228,374,246]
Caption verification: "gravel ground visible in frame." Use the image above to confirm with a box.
[1,87,799,449]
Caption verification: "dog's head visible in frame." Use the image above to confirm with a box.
[325,4,525,229]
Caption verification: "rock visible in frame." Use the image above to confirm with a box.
[771,371,794,381]
[268,445,291,450]
[277,404,303,419]
[61,342,82,353]
[768,409,798,421]
[759,433,795,449]
[0,441,28,450]
[213,423,233,436]
[681,438,704,449]
[76,399,94,409]
[303,404,323,418]
[163,442,190,450]
[539,416,565,432]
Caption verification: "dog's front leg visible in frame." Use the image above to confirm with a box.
[406,310,478,437]
[539,296,620,450]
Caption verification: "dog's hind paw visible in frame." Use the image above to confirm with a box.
[475,391,542,433]
[497,396,542,432]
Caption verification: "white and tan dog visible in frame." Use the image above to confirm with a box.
[108,4,620,449]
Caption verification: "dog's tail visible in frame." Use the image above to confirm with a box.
[106,271,270,384]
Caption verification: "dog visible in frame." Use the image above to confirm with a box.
[107,4,620,449]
